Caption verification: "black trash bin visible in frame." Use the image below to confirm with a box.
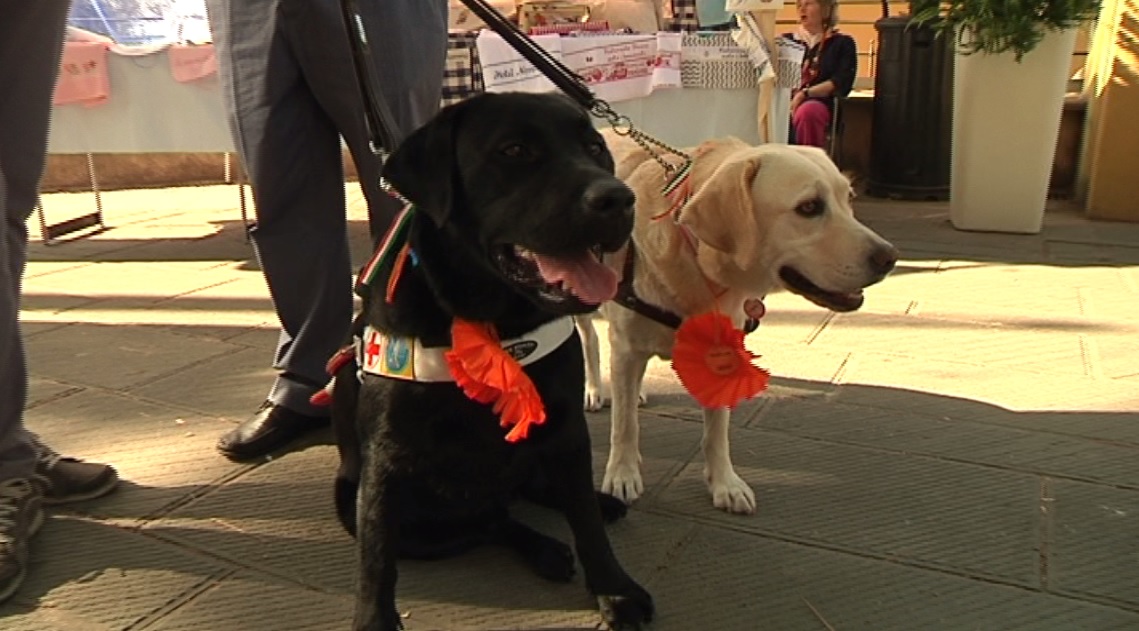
[867,17,953,200]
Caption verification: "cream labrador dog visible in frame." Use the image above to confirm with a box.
[577,130,898,514]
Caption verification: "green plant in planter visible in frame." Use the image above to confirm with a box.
[910,0,1100,61]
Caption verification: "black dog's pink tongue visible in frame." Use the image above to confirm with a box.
[533,252,618,304]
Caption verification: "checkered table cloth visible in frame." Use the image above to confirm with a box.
[663,0,700,32]
[442,32,484,107]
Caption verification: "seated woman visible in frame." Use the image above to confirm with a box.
[788,0,857,148]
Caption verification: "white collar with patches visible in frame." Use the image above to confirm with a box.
[357,316,575,382]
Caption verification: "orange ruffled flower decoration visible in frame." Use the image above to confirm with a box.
[671,311,770,409]
[445,319,546,443]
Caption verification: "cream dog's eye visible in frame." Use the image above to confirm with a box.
[796,198,825,218]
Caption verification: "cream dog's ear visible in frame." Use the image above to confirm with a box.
[675,154,761,269]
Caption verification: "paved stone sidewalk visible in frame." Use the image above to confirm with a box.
[3,186,1138,630]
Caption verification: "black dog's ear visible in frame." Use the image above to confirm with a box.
[381,100,470,227]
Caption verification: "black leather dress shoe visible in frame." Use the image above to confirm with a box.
[217,402,329,461]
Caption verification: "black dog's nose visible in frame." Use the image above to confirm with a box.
[583,181,635,216]
[869,245,899,276]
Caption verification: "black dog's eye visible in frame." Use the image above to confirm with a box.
[500,143,530,159]
[586,140,605,156]
[796,198,825,218]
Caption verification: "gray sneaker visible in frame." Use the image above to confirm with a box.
[31,440,119,505]
[0,479,44,604]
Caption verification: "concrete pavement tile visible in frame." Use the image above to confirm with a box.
[167,273,273,301]
[886,263,1086,319]
[22,388,242,520]
[830,376,1031,420]
[97,232,255,269]
[835,379,1139,444]
[1080,332,1139,380]
[102,184,249,213]
[23,261,246,302]
[650,429,1041,585]
[129,346,279,420]
[28,234,148,262]
[836,352,1139,416]
[26,375,84,409]
[24,322,244,391]
[1049,479,1139,608]
[24,297,270,332]
[144,573,356,631]
[1048,241,1139,265]
[20,290,99,315]
[0,603,117,631]
[81,214,231,242]
[22,260,96,279]
[144,446,355,592]
[1121,265,1139,294]
[645,525,1139,631]
[21,321,71,338]
[752,297,837,342]
[811,311,1090,377]
[1082,329,1139,380]
[156,277,276,327]
[0,516,229,629]
[1077,285,1139,322]
[757,398,1139,488]
[857,204,1048,258]
[43,186,227,221]
[747,340,852,385]
[882,237,1048,266]
[221,325,281,350]
[152,321,269,345]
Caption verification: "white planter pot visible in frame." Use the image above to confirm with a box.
[949,28,1078,234]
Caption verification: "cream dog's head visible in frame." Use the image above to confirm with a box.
[676,142,898,311]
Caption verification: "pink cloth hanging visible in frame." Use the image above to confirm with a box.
[53,42,110,107]
[169,44,218,83]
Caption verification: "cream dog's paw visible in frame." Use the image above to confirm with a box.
[584,385,607,412]
[602,461,644,504]
[707,469,756,515]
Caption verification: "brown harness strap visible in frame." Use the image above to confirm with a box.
[613,243,759,334]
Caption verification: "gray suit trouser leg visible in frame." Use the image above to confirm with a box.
[204,0,447,416]
[0,0,71,483]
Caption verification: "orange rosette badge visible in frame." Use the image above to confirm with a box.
[670,311,769,409]
[445,318,546,442]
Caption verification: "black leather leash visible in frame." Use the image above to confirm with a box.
[339,0,400,163]
[454,0,598,113]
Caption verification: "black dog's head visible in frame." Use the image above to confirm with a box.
[382,92,634,315]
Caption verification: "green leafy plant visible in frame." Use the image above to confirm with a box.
[910,0,1100,61]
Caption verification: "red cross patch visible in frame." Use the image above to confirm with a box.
[363,330,383,373]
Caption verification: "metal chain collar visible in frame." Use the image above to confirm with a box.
[589,99,693,175]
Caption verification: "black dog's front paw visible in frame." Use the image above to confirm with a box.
[597,491,628,524]
[531,537,576,583]
[354,606,404,631]
[597,583,654,630]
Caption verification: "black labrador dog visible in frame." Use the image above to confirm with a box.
[331,92,654,631]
